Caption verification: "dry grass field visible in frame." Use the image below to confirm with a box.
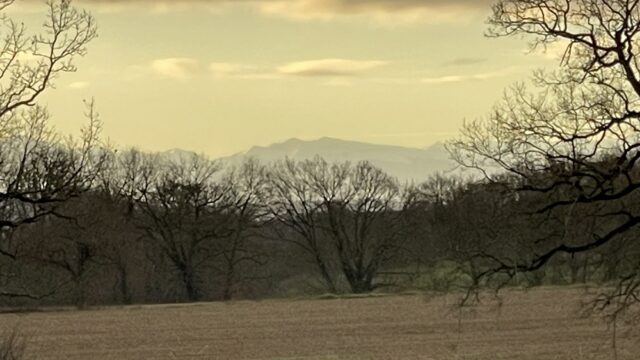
[0,287,637,359]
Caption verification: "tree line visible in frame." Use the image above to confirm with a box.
[2,145,639,308]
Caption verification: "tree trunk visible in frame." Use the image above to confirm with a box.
[180,266,201,302]
[314,253,337,293]
[222,264,234,301]
[344,267,374,294]
[118,264,132,304]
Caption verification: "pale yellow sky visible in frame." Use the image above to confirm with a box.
[12,0,559,157]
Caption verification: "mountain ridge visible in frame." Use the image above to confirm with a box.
[215,137,460,182]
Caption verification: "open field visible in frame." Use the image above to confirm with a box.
[0,287,637,360]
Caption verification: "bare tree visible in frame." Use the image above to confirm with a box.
[0,0,99,299]
[317,161,409,293]
[134,153,229,302]
[0,0,99,229]
[264,158,339,293]
[28,211,101,307]
[96,148,153,304]
[265,158,409,294]
[449,0,640,311]
[216,159,269,300]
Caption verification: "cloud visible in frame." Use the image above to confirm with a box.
[151,58,200,80]
[421,75,466,84]
[208,59,385,80]
[421,67,519,84]
[210,62,260,78]
[15,0,493,23]
[45,0,492,9]
[149,58,518,85]
[209,62,285,80]
[257,0,492,22]
[277,59,386,77]
[443,57,487,67]
[68,81,90,89]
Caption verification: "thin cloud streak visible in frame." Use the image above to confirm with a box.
[68,81,90,89]
[443,57,488,67]
[257,0,491,23]
[210,62,283,80]
[151,58,200,80]
[44,0,492,10]
[147,58,520,86]
[210,62,259,78]
[15,0,493,22]
[421,67,522,84]
[277,59,386,77]
[206,59,386,80]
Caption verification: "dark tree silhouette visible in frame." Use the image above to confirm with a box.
[133,153,229,302]
[216,160,269,300]
[0,0,101,299]
[449,0,640,312]
[265,158,409,294]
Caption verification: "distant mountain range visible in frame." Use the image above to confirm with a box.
[216,137,466,182]
[161,137,475,182]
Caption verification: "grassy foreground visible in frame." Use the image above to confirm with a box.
[0,287,636,359]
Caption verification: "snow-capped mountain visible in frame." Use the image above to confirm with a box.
[218,137,463,183]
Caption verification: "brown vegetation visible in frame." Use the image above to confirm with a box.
[0,287,636,360]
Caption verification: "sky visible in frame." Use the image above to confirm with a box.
[9,0,561,158]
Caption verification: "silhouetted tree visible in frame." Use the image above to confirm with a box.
[0,0,100,300]
[265,158,409,294]
[134,153,229,302]
[449,0,640,312]
[216,159,269,300]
